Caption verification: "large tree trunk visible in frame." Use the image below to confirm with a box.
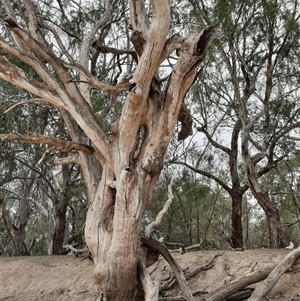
[85,165,160,300]
[0,0,220,299]
[84,25,220,297]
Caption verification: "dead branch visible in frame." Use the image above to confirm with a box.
[201,252,300,301]
[203,266,275,301]
[0,133,95,156]
[141,236,193,300]
[224,288,254,301]
[162,252,223,293]
[63,244,89,254]
[159,297,187,301]
[248,246,300,301]
[92,41,137,60]
[138,248,161,301]
[165,241,186,254]
[145,176,174,237]
[185,243,202,252]
[186,252,223,280]
[4,98,56,113]
[226,243,245,252]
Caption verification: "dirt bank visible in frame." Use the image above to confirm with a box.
[1,249,299,301]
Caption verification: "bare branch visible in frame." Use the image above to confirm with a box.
[41,22,75,64]
[145,175,174,237]
[1,28,110,163]
[0,54,62,108]
[197,127,231,155]
[141,236,193,300]
[248,247,300,301]
[1,0,28,51]
[79,0,117,105]
[0,133,95,156]
[4,98,56,113]
[63,244,90,254]
[132,0,170,99]
[204,267,274,301]
[172,161,232,195]
[92,41,137,59]
[79,0,116,69]
[186,252,223,280]
[61,61,131,94]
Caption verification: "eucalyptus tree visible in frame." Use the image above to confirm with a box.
[267,154,300,246]
[0,83,79,256]
[0,0,219,299]
[0,78,43,255]
[179,0,300,248]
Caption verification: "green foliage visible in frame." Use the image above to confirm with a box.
[149,169,231,247]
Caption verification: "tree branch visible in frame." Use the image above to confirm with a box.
[145,176,174,237]
[0,133,95,156]
[4,98,56,113]
[1,25,111,163]
[172,161,232,195]
[248,247,300,301]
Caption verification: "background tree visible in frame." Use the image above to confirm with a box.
[170,0,300,248]
[0,0,219,299]
[0,78,86,255]
[150,168,231,248]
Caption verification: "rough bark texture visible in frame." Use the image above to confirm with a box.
[84,19,220,301]
[229,119,244,248]
[231,191,243,248]
[0,0,220,299]
[241,128,282,249]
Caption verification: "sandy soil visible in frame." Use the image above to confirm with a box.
[1,249,300,301]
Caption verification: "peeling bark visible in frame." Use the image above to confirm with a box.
[0,0,220,299]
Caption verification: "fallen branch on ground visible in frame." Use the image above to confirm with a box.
[248,246,300,301]
[63,244,89,255]
[186,252,224,280]
[202,248,300,301]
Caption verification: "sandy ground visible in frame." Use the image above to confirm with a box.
[0,249,300,301]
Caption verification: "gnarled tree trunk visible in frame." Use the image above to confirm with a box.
[0,0,220,299]
[85,25,219,296]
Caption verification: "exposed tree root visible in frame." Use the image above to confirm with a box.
[141,236,193,300]
[63,244,89,255]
